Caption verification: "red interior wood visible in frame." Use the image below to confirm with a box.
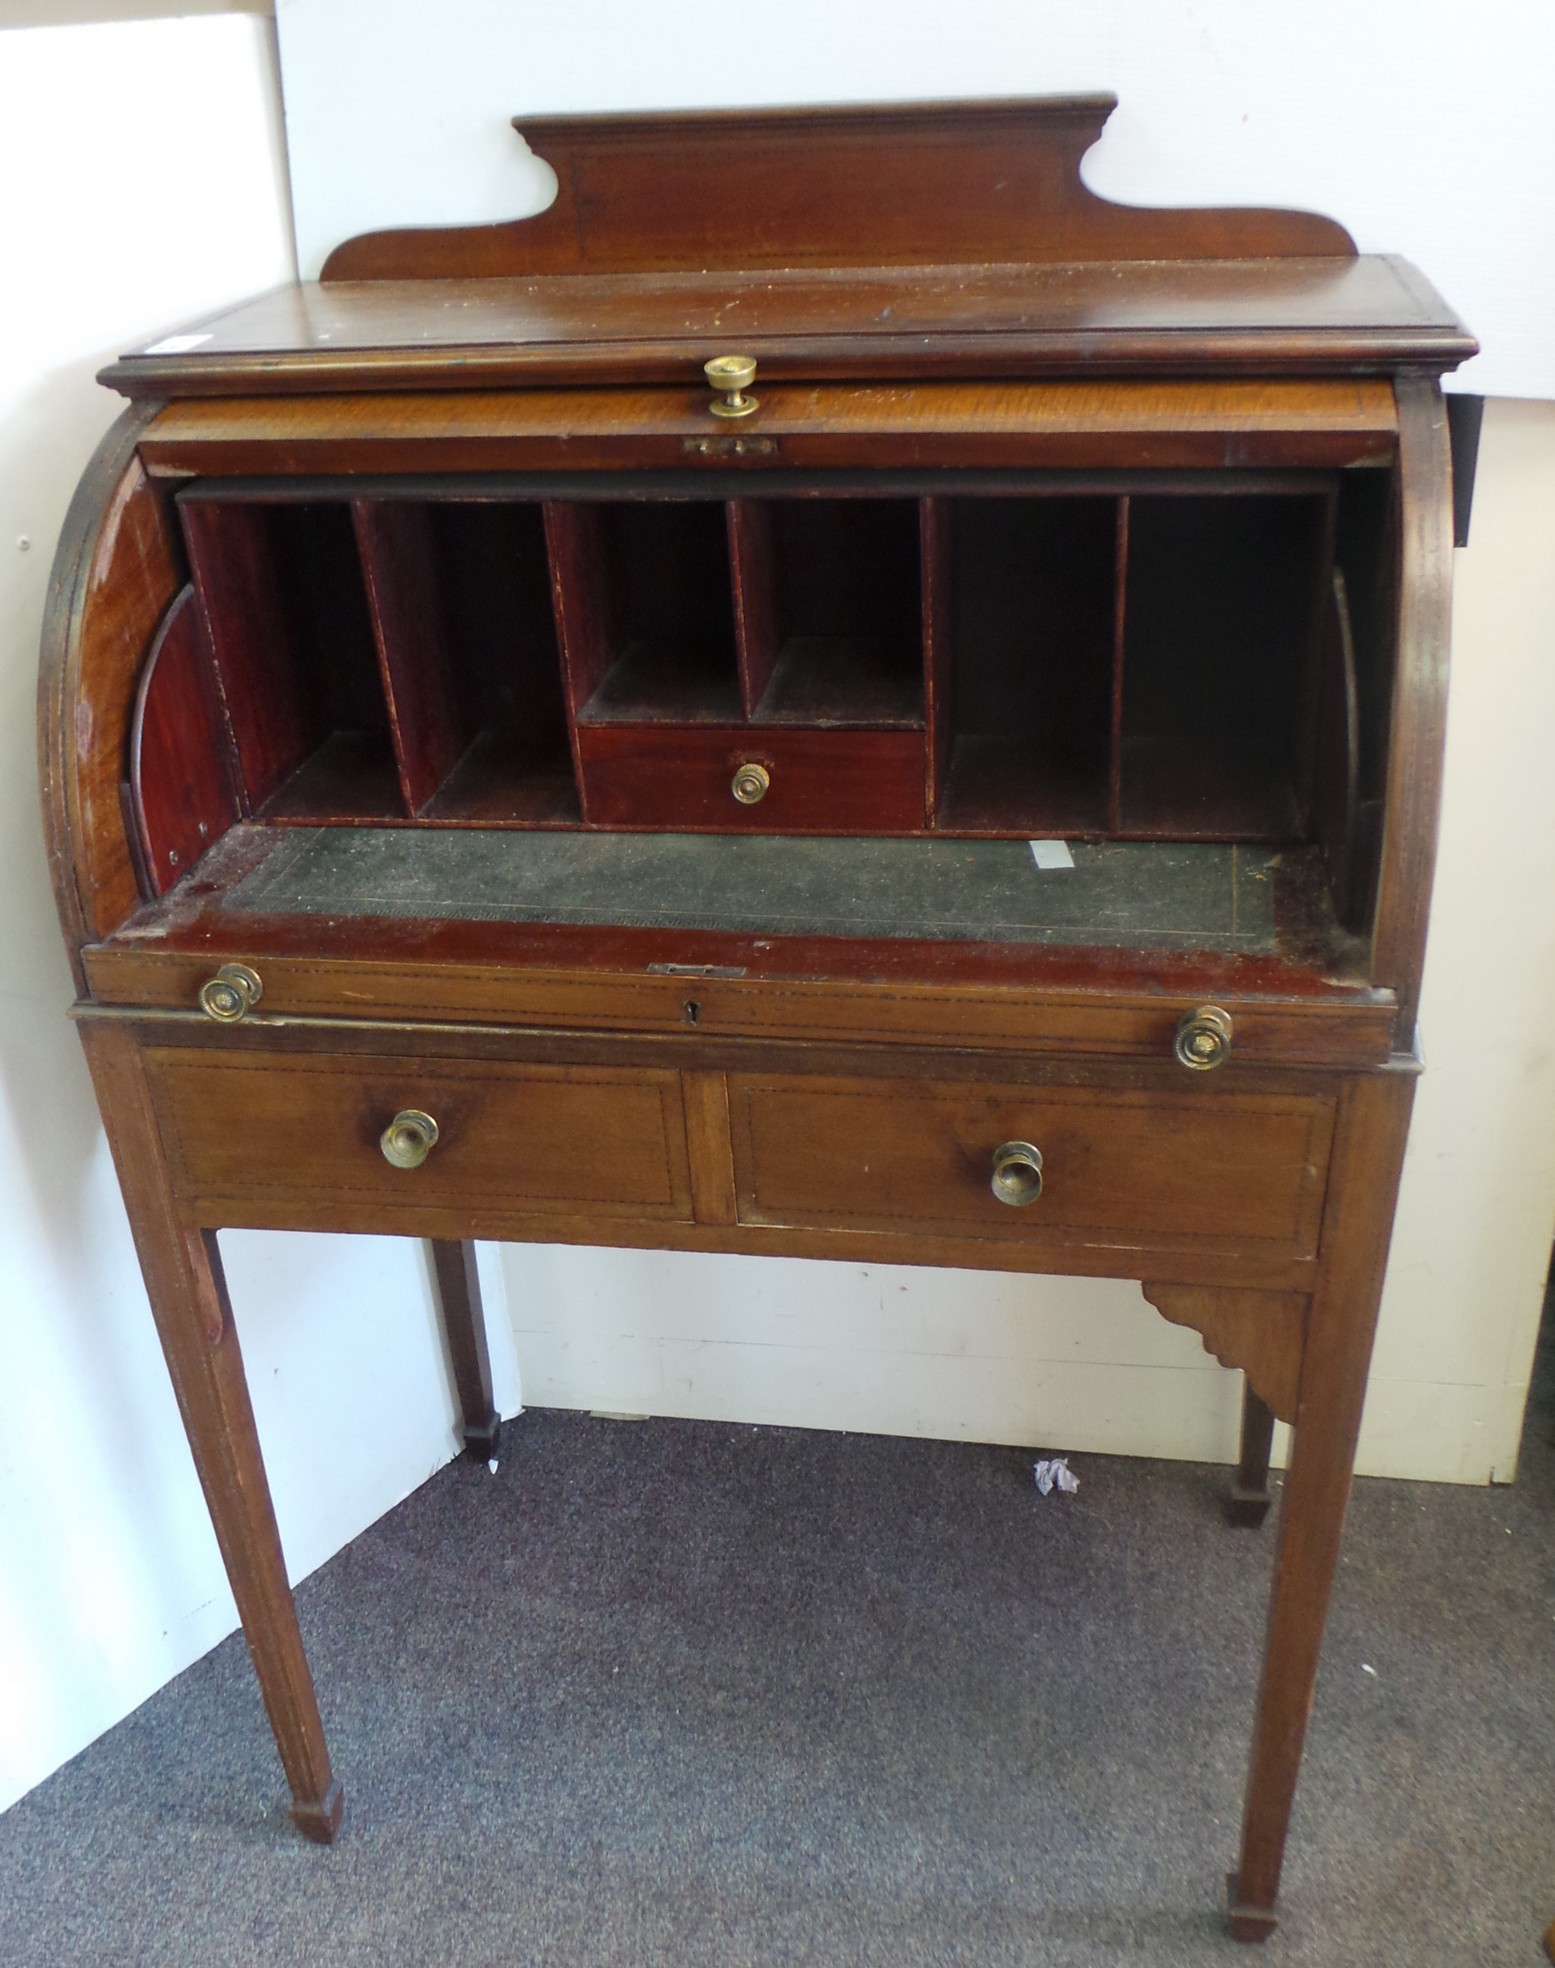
[544,500,617,719]
[179,500,316,812]
[181,496,402,822]
[729,500,779,716]
[921,497,956,821]
[353,502,471,813]
[127,586,240,897]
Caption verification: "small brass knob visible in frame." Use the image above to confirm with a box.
[991,1141,1044,1207]
[1174,1005,1233,1071]
[380,1109,439,1170]
[198,963,262,1022]
[705,353,758,419]
[731,761,771,805]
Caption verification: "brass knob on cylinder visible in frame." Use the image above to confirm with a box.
[705,353,758,419]
[1174,1004,1233,1071]
[991,1140,1044,1207]
[380,1109,439,1170]
[197,963,262,1023]
[731,761,771,805]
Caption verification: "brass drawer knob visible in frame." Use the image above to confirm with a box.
[705,353,758,419]
[197,963,262,1022]
[1174,1004,1233,1071]
[380,1109,439,1170]
[731,761,771,805]
[991,1140,1044,1207]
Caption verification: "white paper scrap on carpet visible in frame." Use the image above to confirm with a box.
[1034,1456,1079,1495]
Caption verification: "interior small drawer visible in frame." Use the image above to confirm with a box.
[144,1048,693,1222]
[727,1075,1335,1259]
[575,725,926,832]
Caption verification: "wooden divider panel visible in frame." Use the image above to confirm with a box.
[353,502,471,814]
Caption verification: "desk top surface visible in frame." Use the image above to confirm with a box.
[104,258,1473,401]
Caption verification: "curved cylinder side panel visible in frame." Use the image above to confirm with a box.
[37,404,182,981]
[1371,378,1453,1046]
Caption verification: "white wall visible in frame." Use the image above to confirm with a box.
[0,13,518,1819]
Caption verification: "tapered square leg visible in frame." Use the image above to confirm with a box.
[290,1780,345,1844]
[1228,1382,1276,1527]
[1227,1074,1415,1939]
[430,1239,501,1459]
[1225,1873,1278,1942]
[82,1024,342,1842]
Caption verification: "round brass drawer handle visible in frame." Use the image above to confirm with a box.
[991,1140,1044,1207]
[380,1109,440,1170]
[1174,1004,1233,1072]
[731,761,771,805]
[705,353,758,419]
[197,963,262,1023]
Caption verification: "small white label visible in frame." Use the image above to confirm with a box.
[143,332,212,355]
[1029,839,1075,870]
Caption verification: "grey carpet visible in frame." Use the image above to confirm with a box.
[4,1320,1555,1966]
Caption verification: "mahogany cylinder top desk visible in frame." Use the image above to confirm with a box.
[40,97,1474,1940]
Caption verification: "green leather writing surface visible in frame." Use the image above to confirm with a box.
[230,828,1302,952]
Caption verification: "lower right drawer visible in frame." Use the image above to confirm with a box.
[727,1076,1336,1261]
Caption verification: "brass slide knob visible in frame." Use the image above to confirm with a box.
[730,761,771,805]
[705,353,758,419]
[991,1140,1044,1207]
[197,963,262,1022]
[380,1109,440,1170]
[1174,1004,1233,1071]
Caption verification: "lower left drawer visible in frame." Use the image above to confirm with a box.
[144,1049,694,1221]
